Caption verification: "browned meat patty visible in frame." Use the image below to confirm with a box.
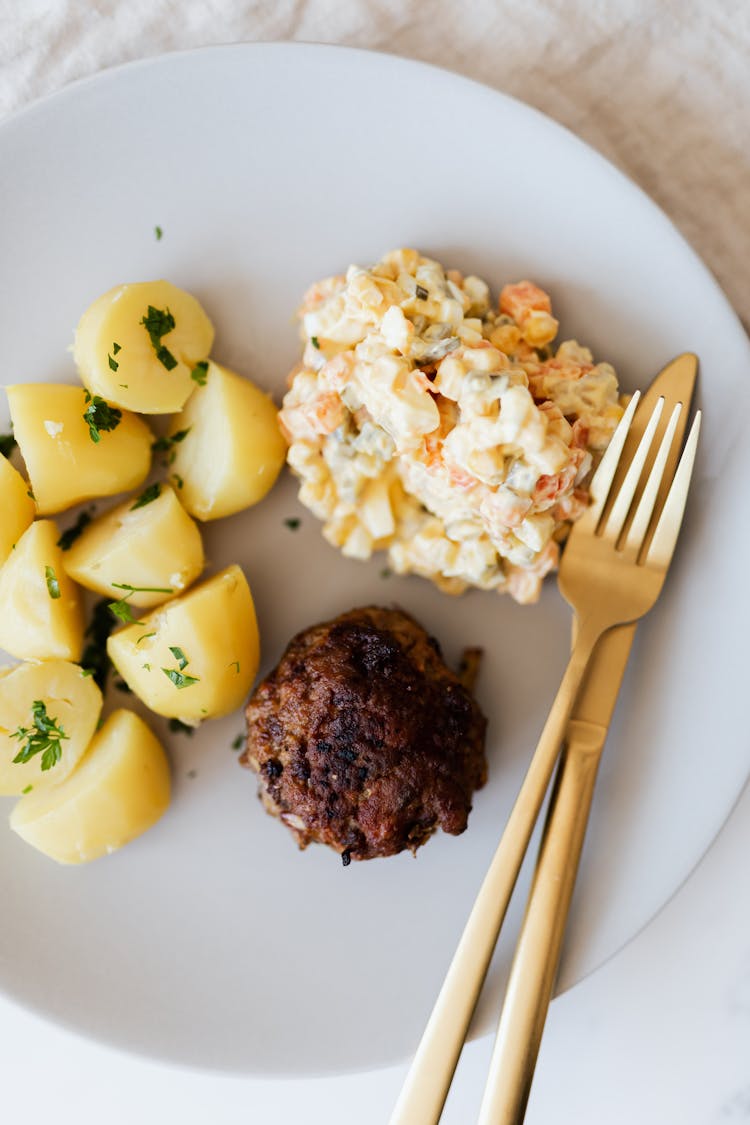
[240,606,487,863]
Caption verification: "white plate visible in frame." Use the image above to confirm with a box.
[0,43,747,1078]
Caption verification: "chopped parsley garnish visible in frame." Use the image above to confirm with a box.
[154,225,163,240]
[172,473,184,490]
[151,428,191,464]
[162,647,199,689]
[168,718,194,736]
[0,432,16,458]
[140,305,178,371]
[108,582,173,624]
[57,511,92,551]
[10,701,68,772]
[415,284,429,300]
[190,361,209,385]
[229,660,240,674]
[283,517,301,531]
[22,785,33,794]
[130,483,161,510]
[162,667,200,690]
[311,336,320,349]
[81,598,116,688]
[83,392,122,444]
[108,600,136,625]
[112,342,122,355]
[231,734,244,751]
[26,486,35,500]
[136,631,156,646]
[168,645,188,670]
[108,353,119,372]
[45,565,61,599]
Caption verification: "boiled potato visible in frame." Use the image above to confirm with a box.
[63,483,204,606]
[108,564,259,722]
[10,708,171,864]
[0,660,102,796]
[0,520,84,661]
[6,383,152,514]
[74,280,214,414]
[0,453,35,564]
[167,361,286,520]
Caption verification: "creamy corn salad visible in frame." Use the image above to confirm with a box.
[279,249,624,604]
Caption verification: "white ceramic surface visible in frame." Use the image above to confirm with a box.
[0,43,747,1078]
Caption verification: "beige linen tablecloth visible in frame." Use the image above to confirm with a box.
[2,0,748,329]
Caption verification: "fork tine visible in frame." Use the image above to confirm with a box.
[601,397,664,543]
[576,390,640,532]
[622,402,682,557]
[644,411,702,569]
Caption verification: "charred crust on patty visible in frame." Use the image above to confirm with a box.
[240,606,487,862]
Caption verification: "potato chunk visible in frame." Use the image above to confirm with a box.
[0,660,102,796]
[0,453,35,564]
[63,483,204,606]
[74,280,214,414]
[6,383,152,514]
[10,709,170,864]
[168,361,286,520]
[108,564,259,721]
[0,520,84,661]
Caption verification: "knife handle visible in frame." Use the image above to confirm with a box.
[477,720,604,1125]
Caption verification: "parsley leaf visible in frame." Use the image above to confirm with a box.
[108,353,119,372]
[57,511,92,551]
[83,392,122,444]
[112,342,121,355]
[108,581,173,624]
[162,667,200,690]
[231,734,244,751]
[0,432,16,458]
[10,701,69,772]
[140,305,178,371]
[154,226,163,240]
[415,284,429,300]
[283,517,301,531]
[168,645,188,671]
[190,360,209,386]
[162,645,199,689]
[130,483,161,510]
[45,565,61,599]
[311,336,320,349]
[108,598,137,625]
[151,428,191,464]
[156,345,178,371]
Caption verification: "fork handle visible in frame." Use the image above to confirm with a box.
[389,619,603,1125]
[476,721,604,1125]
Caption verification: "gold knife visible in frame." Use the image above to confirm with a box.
[476,352,698,1124]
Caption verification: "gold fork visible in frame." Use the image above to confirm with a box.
[390,392,701,1125]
